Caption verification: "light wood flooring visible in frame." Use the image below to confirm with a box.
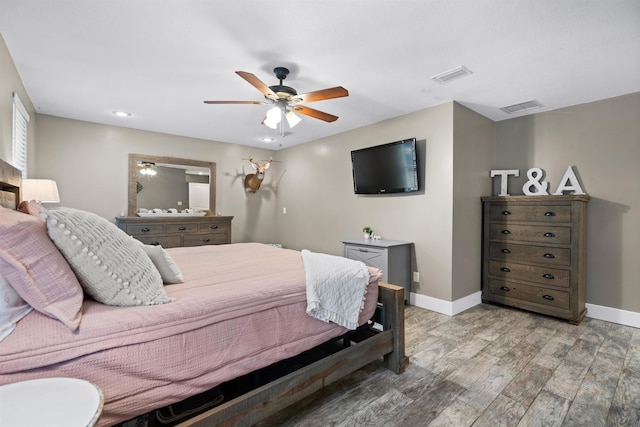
[258,303,640,426]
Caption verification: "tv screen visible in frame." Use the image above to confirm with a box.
[351,138,419,194]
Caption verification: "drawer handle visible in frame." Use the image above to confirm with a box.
[543,273,555,280]
[141,227,150,233]
[544,211,555,216]
[542,294,555,301]
[501,267,511,272]
[178,226,187,231]
[502,210,511,215]
[150,241,160,246]
[501,230,511,235]
[500,286,510,291]
[358,248,369,252]
[501,248,511,253]
[210,225,218,229]
[203,238,211,242]
[543,253,555,259]
[543,232,555,238]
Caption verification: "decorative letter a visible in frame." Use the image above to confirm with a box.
[553,166,586,195]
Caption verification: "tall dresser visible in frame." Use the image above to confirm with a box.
[481,195,589,324]
[116,216,233,248]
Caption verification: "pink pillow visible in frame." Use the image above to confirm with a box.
[0,207,83,330]
[17,200,47,217]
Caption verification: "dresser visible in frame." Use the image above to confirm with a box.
[481,195,589,324]
[342,239,412,303]
[116,216,233,248]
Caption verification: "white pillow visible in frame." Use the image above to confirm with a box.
[44,208,172,307]
[140,244,184,284]
[0,273,33,342]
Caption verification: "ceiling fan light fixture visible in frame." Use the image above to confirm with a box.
[285,110,301,128]
[263,105,282,129]
[138,161,157,176]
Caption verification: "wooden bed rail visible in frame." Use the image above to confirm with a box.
[178,282,408,427]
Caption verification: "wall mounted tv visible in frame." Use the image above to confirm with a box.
[351,138,419,194]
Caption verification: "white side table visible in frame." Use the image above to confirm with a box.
[0,377,103,426]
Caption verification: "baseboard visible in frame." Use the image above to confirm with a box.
[410,291,640,328]
[410,291,481,316]
[585,303,640,329]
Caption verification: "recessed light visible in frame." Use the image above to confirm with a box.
[112,110,132,117]
[261,137,276,143]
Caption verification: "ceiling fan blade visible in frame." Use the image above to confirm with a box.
[293,105,339,122]
[236,71,277,98]
[295,86,348,103]
[204,101,267,104]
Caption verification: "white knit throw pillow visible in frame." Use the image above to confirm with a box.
[44,208,172,306]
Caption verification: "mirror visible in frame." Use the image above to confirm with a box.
[128,154,216,217]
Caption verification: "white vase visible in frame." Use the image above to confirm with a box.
[364,233,371,239]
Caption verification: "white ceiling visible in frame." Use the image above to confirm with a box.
[1,1,639,150]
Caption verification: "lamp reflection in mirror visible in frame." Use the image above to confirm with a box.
[21,179,60,203]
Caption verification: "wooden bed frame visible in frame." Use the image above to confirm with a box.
[0,158,408,426]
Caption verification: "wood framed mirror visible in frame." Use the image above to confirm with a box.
[127,154,216,217]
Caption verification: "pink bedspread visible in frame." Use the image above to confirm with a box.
[0,243,380,426]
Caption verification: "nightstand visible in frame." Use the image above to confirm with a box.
[342,239,412,302]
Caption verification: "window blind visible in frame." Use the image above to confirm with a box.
[12,93,30,178]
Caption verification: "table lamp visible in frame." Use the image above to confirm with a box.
[21,179,60,203]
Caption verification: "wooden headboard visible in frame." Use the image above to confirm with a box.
[0,159,22,209]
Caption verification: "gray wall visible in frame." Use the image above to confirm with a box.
[495,93,640,313]
[452,103,495,300]
[33,114,279,244]
[275,102,494,303]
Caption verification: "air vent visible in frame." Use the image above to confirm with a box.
[429,66,472,84]
[500,100,542,114]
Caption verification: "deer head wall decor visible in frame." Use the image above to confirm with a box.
[244,158,272,193]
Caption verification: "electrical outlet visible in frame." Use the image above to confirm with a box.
[283,207,287,214]
[413,272,419,282]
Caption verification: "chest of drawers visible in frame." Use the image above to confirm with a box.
[115,216,233,248]
[481,195,589,324]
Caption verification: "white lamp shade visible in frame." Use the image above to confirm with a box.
[285,110,301,128]
[262,105,282,129]
[21,179,60,203]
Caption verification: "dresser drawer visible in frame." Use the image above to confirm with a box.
[489,260,570,287]
[487,279,570,311]
[134,235,182,248]
[344,246,387,272]
[489,224,571,245]
[125,224,165,235]
[489,242,571,266]
[199,222,229,234]
[166,223,198,233]
[183,234,227,247]
[489,204,571,223]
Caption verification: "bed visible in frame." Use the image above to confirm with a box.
[0,159,407,426]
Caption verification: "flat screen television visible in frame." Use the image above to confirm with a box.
[351,138,419,194]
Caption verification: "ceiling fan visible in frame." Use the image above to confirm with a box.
[204,67,348,136]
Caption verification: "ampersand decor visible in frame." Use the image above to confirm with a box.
[523,167,549,195]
